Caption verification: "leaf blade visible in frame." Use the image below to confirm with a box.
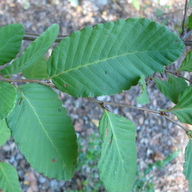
[0,81,17,120]
[132,0,140,11]
[0,162,21,192]
[0,23,24,66]
[184,140,192,192]
[7,83,78,180]
[22,56,49,79]
[1,24,59,75]
[169,86,192,124]
[154,74,188,104]
[0,119,11,146]
[136,75,150,104]
[48,18,184,97]
[186,14,192,30]
[178,50,192,72]
[98,111,137,192]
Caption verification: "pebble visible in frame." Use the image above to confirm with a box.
[92,0,109,6]
[50,179,59,190]
[38,176,47,184]
[9,156,15,164]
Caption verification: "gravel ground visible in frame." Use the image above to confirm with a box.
[0,0,191,191]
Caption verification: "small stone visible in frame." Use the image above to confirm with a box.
[38,177,47,184]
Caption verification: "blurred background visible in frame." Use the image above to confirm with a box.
[0,0,191,191]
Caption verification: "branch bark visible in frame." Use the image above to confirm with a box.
[180,0,189,38]
[0,78,56,89]
[87,97,189,133]
[184,41,192,46]
[0,77,189,133]
[24,33,67,42]
[23,33,192,46]
[165,70,192,84]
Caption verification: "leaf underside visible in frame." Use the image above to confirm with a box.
[154,74,188,104]
[48,18,184,97]
[0,81,17,120]
[184,140,192,192]
[137,75,149,104]
[22,56,49,79]
[0,162,21,192]
[1,24,59,75]
[0,119,11,146]
[169,86,192,125]
[0,23,24,66]
[7,83,78,180]
[179,50,192,72]
[98,111,137,192]
[187,14,192,30]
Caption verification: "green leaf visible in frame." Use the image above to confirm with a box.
[186,14,192,30]
[1,24,59,75]
[7,83,78,180]
[22,56,49,79]
[184,140,192,192]
[136,75,149,104]
[155,150,179,169]
[0,162,21,192]
[187,130,192,139]
[98,110,137,192]
[48,18,184,97]
[0,81,17,120]
[132,0,140,11]
[169,86,192,124]
[178,50,192,72]
[0,23,24,66]
[0,119,11,146]
[154,74,188,104]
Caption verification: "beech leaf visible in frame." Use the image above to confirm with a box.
[136,75,149,104]
[7,83,78,180]
[98,111,137,192]
[0,81,17,120]
[178,50,192,72]
[48,18,184,97]
[2,24,59,75]
[0,119,11,146]
[0,23,24,66]
[169,86,192,124]
[184,140,192,192]
[154,74,188,104]
[22,56,48,79]
[0,162,21,192]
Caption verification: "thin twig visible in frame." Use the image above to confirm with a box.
[23,33,192,46]
[180,0,189,38]
[0,78,56,89]
[184,41,192,46]
[87,97,189,132]
[182,30,192,40]
[165,70,192,84]
[162,8,183,16]
[24,33,68,42]
[163,115,189,132]
[1,78,189,133]
[87,97,162,115]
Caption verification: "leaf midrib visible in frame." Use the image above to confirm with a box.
[21,91,64,165]
[50,49,169,78]
[0,163,16,192]
[107,113,126,171]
